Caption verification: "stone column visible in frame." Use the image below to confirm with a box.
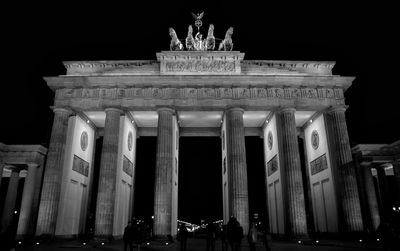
[36,108,72,236]
[325,106,363,232]
[1,168,20,233]
[225,108,249,233]
[153,108,174,237]
[276,108,307,237]
[393,160,400,205]
[0,163,4,189]
[376,164,391,221]
[29,163,45,236]
[95,108,122,238]
[362,163,380,231]
[16,164,38,238]
[300,133,315,234]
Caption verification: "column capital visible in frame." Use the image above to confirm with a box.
[226,107,245,114]
[277,107,296,114]
[372,163,385,170]
[326,105,349,114]
[156,107,175,114]
[52,107,74,115]
[27,163,39,169]
[8,165,22,173]
[104,107,123,114]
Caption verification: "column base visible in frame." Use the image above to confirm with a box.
[93,235,115,243]
[150,235,176,246]
[35,233,57,241]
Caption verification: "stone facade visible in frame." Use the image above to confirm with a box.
[1,51,368,240]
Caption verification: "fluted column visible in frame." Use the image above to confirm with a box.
[393,160,400,205]
[362,163,380,231]
[17,164,38,238]
[153,108,174,237]
[1,168,20,233]
[376,164,391,221]
[325,106,363,232]
[276,108,307,237]
[0,163,4,189]
[95,108,122,237]
[225,108,249,233]
[36,108,72,236]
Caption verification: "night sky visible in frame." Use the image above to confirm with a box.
[1,2,397,224]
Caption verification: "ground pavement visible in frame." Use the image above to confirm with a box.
[11,237,396,251]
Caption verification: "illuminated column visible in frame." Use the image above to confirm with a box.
[1,168,20,233]
[375,164,391,221]
[325,106,363,232]
[362,163,380,231]
[16,164,38,238]
[393,160,400,205]
[276,108,307,237]
[0,163,4,189]
[153,108,174,237]
[95,108,122,237]
[225,107,249,233]
[36,108,72,236]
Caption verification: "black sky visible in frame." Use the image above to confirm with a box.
[0,1,398,223]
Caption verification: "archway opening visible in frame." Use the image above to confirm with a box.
[178,137,222,226]
[133,137,157,221]
[245,136,267,227]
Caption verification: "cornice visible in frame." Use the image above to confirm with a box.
[45,75,354,91]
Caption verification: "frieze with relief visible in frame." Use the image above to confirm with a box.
[165,60,235,73]
[56,87,344,101]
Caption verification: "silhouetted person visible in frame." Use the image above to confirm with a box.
[220,224,228,251]
[178,224,188,251]
[123,221,134,251]
[247,222,258,251]
[227,217,243,251]
[261,227,271,251]
[134,220,145,251]
[206,222,216,251]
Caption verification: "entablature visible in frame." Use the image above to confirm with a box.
[46,75,354,91]
[62,51,335,77]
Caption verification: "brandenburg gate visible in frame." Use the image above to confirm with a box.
[31,46,367,239]
[16,14,370,240]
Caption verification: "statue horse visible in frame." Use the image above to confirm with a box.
[205,24,215,50]
[169,28,183,51]
[185,25,195,51]
[218,27,234,51]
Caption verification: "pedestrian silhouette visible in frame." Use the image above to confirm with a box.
[227,217,243,251]
[177,224,188,251]
[261,226,271,251]
[247,222,258,251]
[206,221,216,251]
[133,220,145,251]
[123,221,134,251]
[220,224,228,251]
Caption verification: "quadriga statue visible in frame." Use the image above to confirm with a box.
[169,28,183,51]
[218,27,234,51]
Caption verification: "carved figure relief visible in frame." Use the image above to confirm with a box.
[128,131,133,151]
[311,130,319,150]
[80,131,88,151]
[268,131,273,150]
